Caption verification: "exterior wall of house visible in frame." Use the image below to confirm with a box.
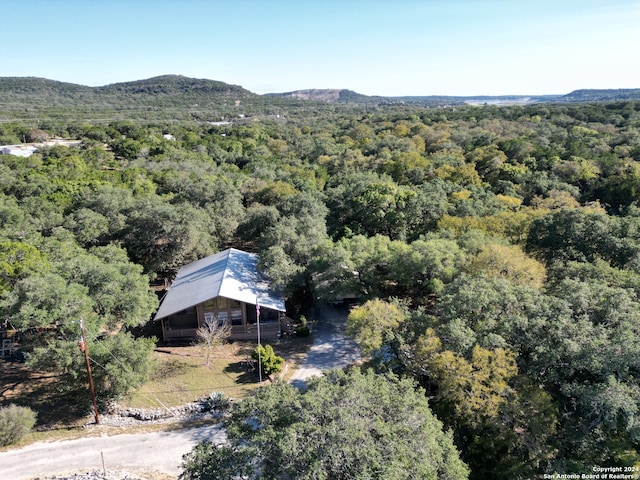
[161,296,281,343]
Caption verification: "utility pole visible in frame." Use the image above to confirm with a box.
[78,318,100,425]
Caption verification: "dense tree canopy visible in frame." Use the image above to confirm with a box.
[2,97,640,475]
[180,369,469,480]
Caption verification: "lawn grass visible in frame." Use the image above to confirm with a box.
[121,335,313,408]
[122,343,258,408]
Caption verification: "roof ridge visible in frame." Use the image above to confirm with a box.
[215,249,233,298]
[154,248,284,321]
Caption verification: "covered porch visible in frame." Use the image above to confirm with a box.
[161,296,282,342]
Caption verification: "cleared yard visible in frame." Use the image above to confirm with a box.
[122,343,260,408]
[0,334,314,432]
[123,335,314,408]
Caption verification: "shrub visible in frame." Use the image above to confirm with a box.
[295,325,310,337]
[252,344,284,376]
[0,404,37,446]
[201,391,230,411]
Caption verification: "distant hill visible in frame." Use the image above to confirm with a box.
[560,88,640,102]
[267,89,476,106]
[0,75,260,123]
[0,75,253,99]
[0,77,92,95]
[95,75,250,97]
[267,89,374,103]
[267,87,640,106]
[1,75,639,124]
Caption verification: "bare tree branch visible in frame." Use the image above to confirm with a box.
[196,316,231,366]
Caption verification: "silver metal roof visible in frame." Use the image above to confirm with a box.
[154,248,286,320]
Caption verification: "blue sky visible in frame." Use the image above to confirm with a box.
[1,0,639,96]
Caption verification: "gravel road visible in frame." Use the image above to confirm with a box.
[0,424,225,480]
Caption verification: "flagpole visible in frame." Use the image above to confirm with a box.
[256,298,262,383]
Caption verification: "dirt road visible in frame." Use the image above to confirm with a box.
[0,423,225,480]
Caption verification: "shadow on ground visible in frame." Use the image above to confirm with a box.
[1,360,91,428]
[223,361,259,384]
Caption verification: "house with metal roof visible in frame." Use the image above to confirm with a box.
[154,248,286,342]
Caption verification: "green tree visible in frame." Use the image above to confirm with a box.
[395,236,467,296]
[466,243,546,288]
[347,298,407,356]
[157,171,245,244]
[526,207,638,268]
[252,180,299,206]
[592,159,640,210]
[123,198,217,275]
[63,208,111,247]
[87,332,157,401]
[181,369,469,480]
[467,144,507,184]
[110,137,142,160]
[431,273,640,472]
[1,272,94,332]
[235,203,280,241]
[60,244,158,329]
[350,181,417,241]
[0,235,158,402]
[325,172,418,241]
[0,240,48,292]
[320,234,406,300]
[412,329,518,427]
[406,323,559,479]
[379,150,430,185]
[180,442,253,480]
[314,234,466,303]
[258,192,329,295]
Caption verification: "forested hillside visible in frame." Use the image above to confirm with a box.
[0,75,282,123]
[3,76,640,124]
[1,83,640,477]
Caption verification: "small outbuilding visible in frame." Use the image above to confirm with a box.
[154,248,286,342]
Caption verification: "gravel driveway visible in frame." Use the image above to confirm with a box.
[289,303,361,388]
